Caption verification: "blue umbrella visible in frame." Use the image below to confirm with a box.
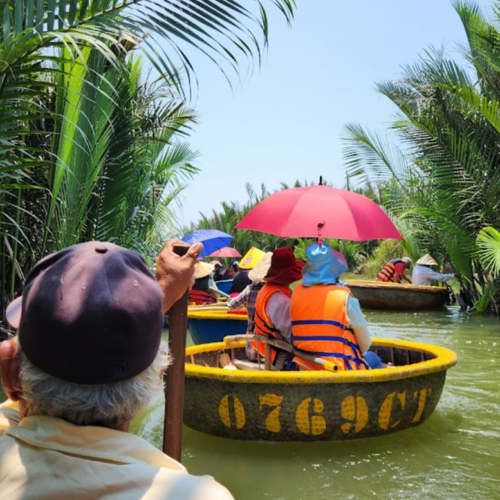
[181,229,234,258]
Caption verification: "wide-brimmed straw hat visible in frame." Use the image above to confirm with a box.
[263,247,304,286]
[193,261,214,279]
[302,242,348,287]
[416,254,438,266]
[248,252,272,282]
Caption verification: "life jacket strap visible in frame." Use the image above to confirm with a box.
[291,319,353,331]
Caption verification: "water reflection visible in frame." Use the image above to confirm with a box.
[134,306,500,500]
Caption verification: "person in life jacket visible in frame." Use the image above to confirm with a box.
[252,247,305,370]
[377,257,412,284]
[290,242,383,371]
[189,261,218,305]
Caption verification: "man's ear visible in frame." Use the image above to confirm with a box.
[0,339,23,401]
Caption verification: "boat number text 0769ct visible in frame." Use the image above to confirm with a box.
[218,389,432,435]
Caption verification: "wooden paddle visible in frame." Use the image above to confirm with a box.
[223,334,339,372]
[162,244,189,462]
[209,286,230,299]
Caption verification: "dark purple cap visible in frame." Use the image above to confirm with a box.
[6,242,164,384]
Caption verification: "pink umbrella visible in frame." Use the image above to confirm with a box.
[208,247,242,258]
[235,186,402,241]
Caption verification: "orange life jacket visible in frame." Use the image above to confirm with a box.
[252,283,292,363]
[377,259,404,283]
[290,284,368,371]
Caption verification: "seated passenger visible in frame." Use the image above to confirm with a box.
[377,257,412,283]
[412,254,457,286]
[290,242,382,371]
[212,261,226,282]
[252,247,304,370]
[229,267,252,295]
[227,253,272,360]
[189,262,217,305]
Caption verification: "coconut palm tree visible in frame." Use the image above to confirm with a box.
[342,1,500,311]
[0,0,298,319]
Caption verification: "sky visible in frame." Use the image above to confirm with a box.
[174,0,494,229]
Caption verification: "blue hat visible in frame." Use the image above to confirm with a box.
[302,243,348,287]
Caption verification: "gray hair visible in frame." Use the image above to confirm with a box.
[19,342,170,429]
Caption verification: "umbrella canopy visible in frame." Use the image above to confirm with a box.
[208,247,242,258]
[239,247,266,269]
[235,186,403,241]
[181,229,234,258]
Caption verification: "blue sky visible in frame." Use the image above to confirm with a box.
[175,0,493,229]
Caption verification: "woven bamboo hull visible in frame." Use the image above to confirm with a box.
[182,339,457,442]
[188,310,248,344]
[345,280,449,310]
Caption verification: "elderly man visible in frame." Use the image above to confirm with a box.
[0,240,233,499]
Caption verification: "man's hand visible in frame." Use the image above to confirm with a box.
[156,239,203,312]
[0,339,23,402]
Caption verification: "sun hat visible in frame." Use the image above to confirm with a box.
[239,247,266,270]
[301,242,348,287]
[416,254,438,266]
[5,241,164,385]
[263,247,304,285]
[402,257,412,265]
[194,261,214,279]
[248,252,272,282]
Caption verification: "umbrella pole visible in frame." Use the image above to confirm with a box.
[163,244,189,462]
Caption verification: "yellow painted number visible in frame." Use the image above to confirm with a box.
[378,392,406,430]
[340,395,368,434]
[411,388,432,423]
[259,394,284,433]
[219,395,246,430]
[296,398,327,436]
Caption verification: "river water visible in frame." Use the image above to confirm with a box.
[133,306,500,500]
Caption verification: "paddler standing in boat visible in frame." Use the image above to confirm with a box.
[252,247,305,370]
[290,242,383,371]
[0,240,234,500]
[377,257,412,284]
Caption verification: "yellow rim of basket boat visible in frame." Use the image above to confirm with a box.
[187,310,248,320]
[184,338,457,384]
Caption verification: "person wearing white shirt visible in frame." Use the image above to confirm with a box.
[412,254,457,286]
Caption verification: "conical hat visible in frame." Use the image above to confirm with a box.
[248,252,272,282]
[239,247,266,269]
[416,254,438,266]
[193,261,214,279]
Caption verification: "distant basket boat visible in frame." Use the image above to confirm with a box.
[182,338,457,442]
[214,279,233,295]
[188,309,248,345]
[345,280,450,310]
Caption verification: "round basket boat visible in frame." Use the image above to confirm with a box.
[345,280,450,310]
[188,309,248,345]
[182,338,457,442]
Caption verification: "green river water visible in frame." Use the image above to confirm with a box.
[132,306,500,500]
